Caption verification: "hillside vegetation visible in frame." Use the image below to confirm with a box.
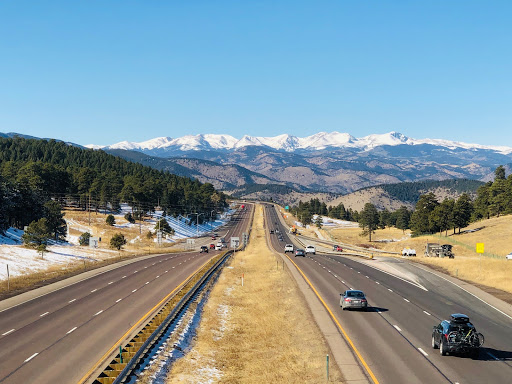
[0,137,227,234]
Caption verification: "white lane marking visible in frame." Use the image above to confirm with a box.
[156,276,160,278]
[165,270,168,273]
[69,299,76,303]
[40,312,49,317]
[108,282,114,285]
[66,327,77,334]
[25,353,38,362]
[2,329,15,336]
[423,311,431,316]
[413,264,512,320]
[403,298,410,303]
[144,266,148,269]
[388,289,393,292]
[418,348,428,357]
[342,281,346,284]
[350,267,353,270]
[375,281,380,284]
[134,271,138,273]
[132,289,137,292]
[366,276,369,278]
[347,258,429,291]
[334,275,337,278]
[91,289,97,293]
[393,325,402,332]
[116,298,122,303]
[122,276,126,279]
[357,271,361,274]
[172,266,175,269]
[145,282,149,285]
[94,310,103,316]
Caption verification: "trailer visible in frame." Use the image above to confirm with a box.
[425,243,454,258]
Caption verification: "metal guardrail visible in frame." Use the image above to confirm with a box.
[90,250,232,384]
[114,251,232,383]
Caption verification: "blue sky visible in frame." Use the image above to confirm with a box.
[0,1,510,146]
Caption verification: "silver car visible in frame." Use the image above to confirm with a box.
[340,290,368,311]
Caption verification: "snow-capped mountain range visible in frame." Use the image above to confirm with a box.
[87,131,512,155]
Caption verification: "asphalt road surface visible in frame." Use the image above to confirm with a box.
[0,205,251,384]
[264,205,512,384]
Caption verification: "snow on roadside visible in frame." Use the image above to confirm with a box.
[0,206,232,282]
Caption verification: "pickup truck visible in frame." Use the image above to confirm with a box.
[305,245,316,255]
[284,244,294,253]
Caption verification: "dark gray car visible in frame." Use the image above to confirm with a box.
[295,249,305,257]
[340,290,368,311]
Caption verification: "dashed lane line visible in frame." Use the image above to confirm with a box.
[423,311,431,316]
[66,327,77,334]
[40,312,49,317]
[91,289,97,293]
[393,325,402,332]
[2,329,15,336]
[24,353,38,362]
[418,348,428,357]
[283,254,380,384]
[69,299,76,303]
[94,310,103,316]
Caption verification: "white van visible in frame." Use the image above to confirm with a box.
[284,244,294,253]
[305,245,316,255]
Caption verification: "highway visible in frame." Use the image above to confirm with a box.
[264,205,512,384]
[0,205,251,384]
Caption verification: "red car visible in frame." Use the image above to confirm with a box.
[209,243,215,249]
[333,245,343,252]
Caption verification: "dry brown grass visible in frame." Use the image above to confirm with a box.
[166,205,343,383]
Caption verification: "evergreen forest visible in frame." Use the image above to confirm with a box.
[0,137,228,233]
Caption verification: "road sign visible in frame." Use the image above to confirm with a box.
[476,243,484,253]
[231,237,240,248]
[242,232,249,245]
[156,230,163,245]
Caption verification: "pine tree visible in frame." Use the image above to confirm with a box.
[359,203,379,241]
[110,233,127,250]
[453,194,473,233]
[43,200,67,240]
[106,214,116,226]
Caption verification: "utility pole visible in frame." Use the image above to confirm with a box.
[88,193,91,227]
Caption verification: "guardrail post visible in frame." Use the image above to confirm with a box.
[326,354,329,382]
[119,345,123,364]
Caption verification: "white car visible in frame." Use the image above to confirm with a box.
[506,252,512,260]
[284,244,294,253]
[305,245,316,255]
[215,242,223,250]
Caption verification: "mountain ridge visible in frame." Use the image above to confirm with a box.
[87,131,512,155]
